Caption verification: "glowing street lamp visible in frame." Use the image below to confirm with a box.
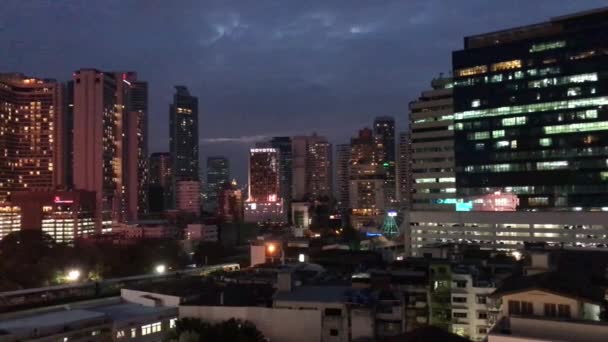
[266,243,276,254]
[66,269,81,282]
[155,264,166,274]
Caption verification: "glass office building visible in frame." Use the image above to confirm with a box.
[452,8,608,210]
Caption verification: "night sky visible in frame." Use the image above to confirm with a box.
[1,1,606,183]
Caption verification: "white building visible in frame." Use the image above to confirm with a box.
[407,211,608,256]
[450,270,497,341]
[175,180,201,215]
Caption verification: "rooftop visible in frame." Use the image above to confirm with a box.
[274,286,372,305]
[491,271,606,304]
[0,309,105,333]
[93,303,176,321]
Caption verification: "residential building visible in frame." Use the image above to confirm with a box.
[292,134,333,201]
[374,116,397,208]
[349,128,385,229]
[452,8,608,210]
[409,76,454,211]
[245,146,285,224]
[205,156,229,213]
[217,179,244,223]
[397,132,412,209]
[72,69,119,230]
[170,86,199,199]
[335,144,351,210]
[270,137,293,221]
[488,267,608,342]
[71,69,148,228]
[149,152,172,212]
[0,73,65,202]
[175,180,200,215]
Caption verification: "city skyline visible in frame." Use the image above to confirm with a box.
[2,1,606,183]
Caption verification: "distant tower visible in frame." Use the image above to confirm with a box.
[206,156,230,213]
[374,116,396,208]
[336,144,351,210]
[292,134,333,201]
[170,86,199,207]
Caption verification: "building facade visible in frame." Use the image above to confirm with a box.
[349,128,385,228]
[292,134,333,201]
[335,144,351,211]
[205,156,230,213]
[0,73,65,202]
[170,86,199,200]
[218,180,244,223]
[149,152,173,212]
[452,9,608,210]
[175,180,201,216]
[374,116,397,208]
[270,137,293,222]
[245,147,285,224]
[397,132,412,209]
[409,76,455,211]
[407,210,608,256]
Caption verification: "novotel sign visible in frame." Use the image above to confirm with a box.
[53,196,74,204]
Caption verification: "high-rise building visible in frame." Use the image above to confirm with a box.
[245,146,285,223]
[349,128,385,228]
[397,132,412,209]
[292,134,333,201]
[121,73,148,220]
[149,152,172,212]
[409,76,455,211]
[175,180,200,215]
[206,156,230,214]
[218,179,244,223]
[72,69,147,229]
[336,144,351,210]
[374,116,397,207]
[0,73,65,202]
[270,137,293,221]
[452,8,608,210]
[170,86,199,194]
[72,69,119,229]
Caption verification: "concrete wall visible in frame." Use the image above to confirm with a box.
[501,290,580,318]
[180,305,321,342]
[489,317,608,342]
[121,289,182,307]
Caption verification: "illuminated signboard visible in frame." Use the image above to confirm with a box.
[456,202,473,212]
[53,196,74,204]
[387,211,397,217]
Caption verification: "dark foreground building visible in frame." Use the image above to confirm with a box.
[452,8,608,210]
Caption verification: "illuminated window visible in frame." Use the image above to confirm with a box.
[468,131,490,140]
[454,96,608,120]
[170,318,178,328]
[490,60,522,72]
[537,161,568,170]
[530,41,566,53]
[502,116,527,126]
[131,329,136,338]
[471,99,480,108]
[567,87,581,97]
[492,130,505,138]
[544,121,608,135]
[455,65,488,77]
[510,140,517,149]
[495,141,510,149]
[539,138,552,147]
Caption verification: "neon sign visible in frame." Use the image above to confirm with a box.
[53,196,74,204]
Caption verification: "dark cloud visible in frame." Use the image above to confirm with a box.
[1,0,606,182]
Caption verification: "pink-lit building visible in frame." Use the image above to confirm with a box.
[175,180,201,215]
[245,147,286,224]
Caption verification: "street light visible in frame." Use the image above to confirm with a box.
[266,243,276,254]
[66,269,81,282]
[155,264,166,274]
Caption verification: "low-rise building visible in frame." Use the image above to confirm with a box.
[488,271,608,342]
[407,211,608,256]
